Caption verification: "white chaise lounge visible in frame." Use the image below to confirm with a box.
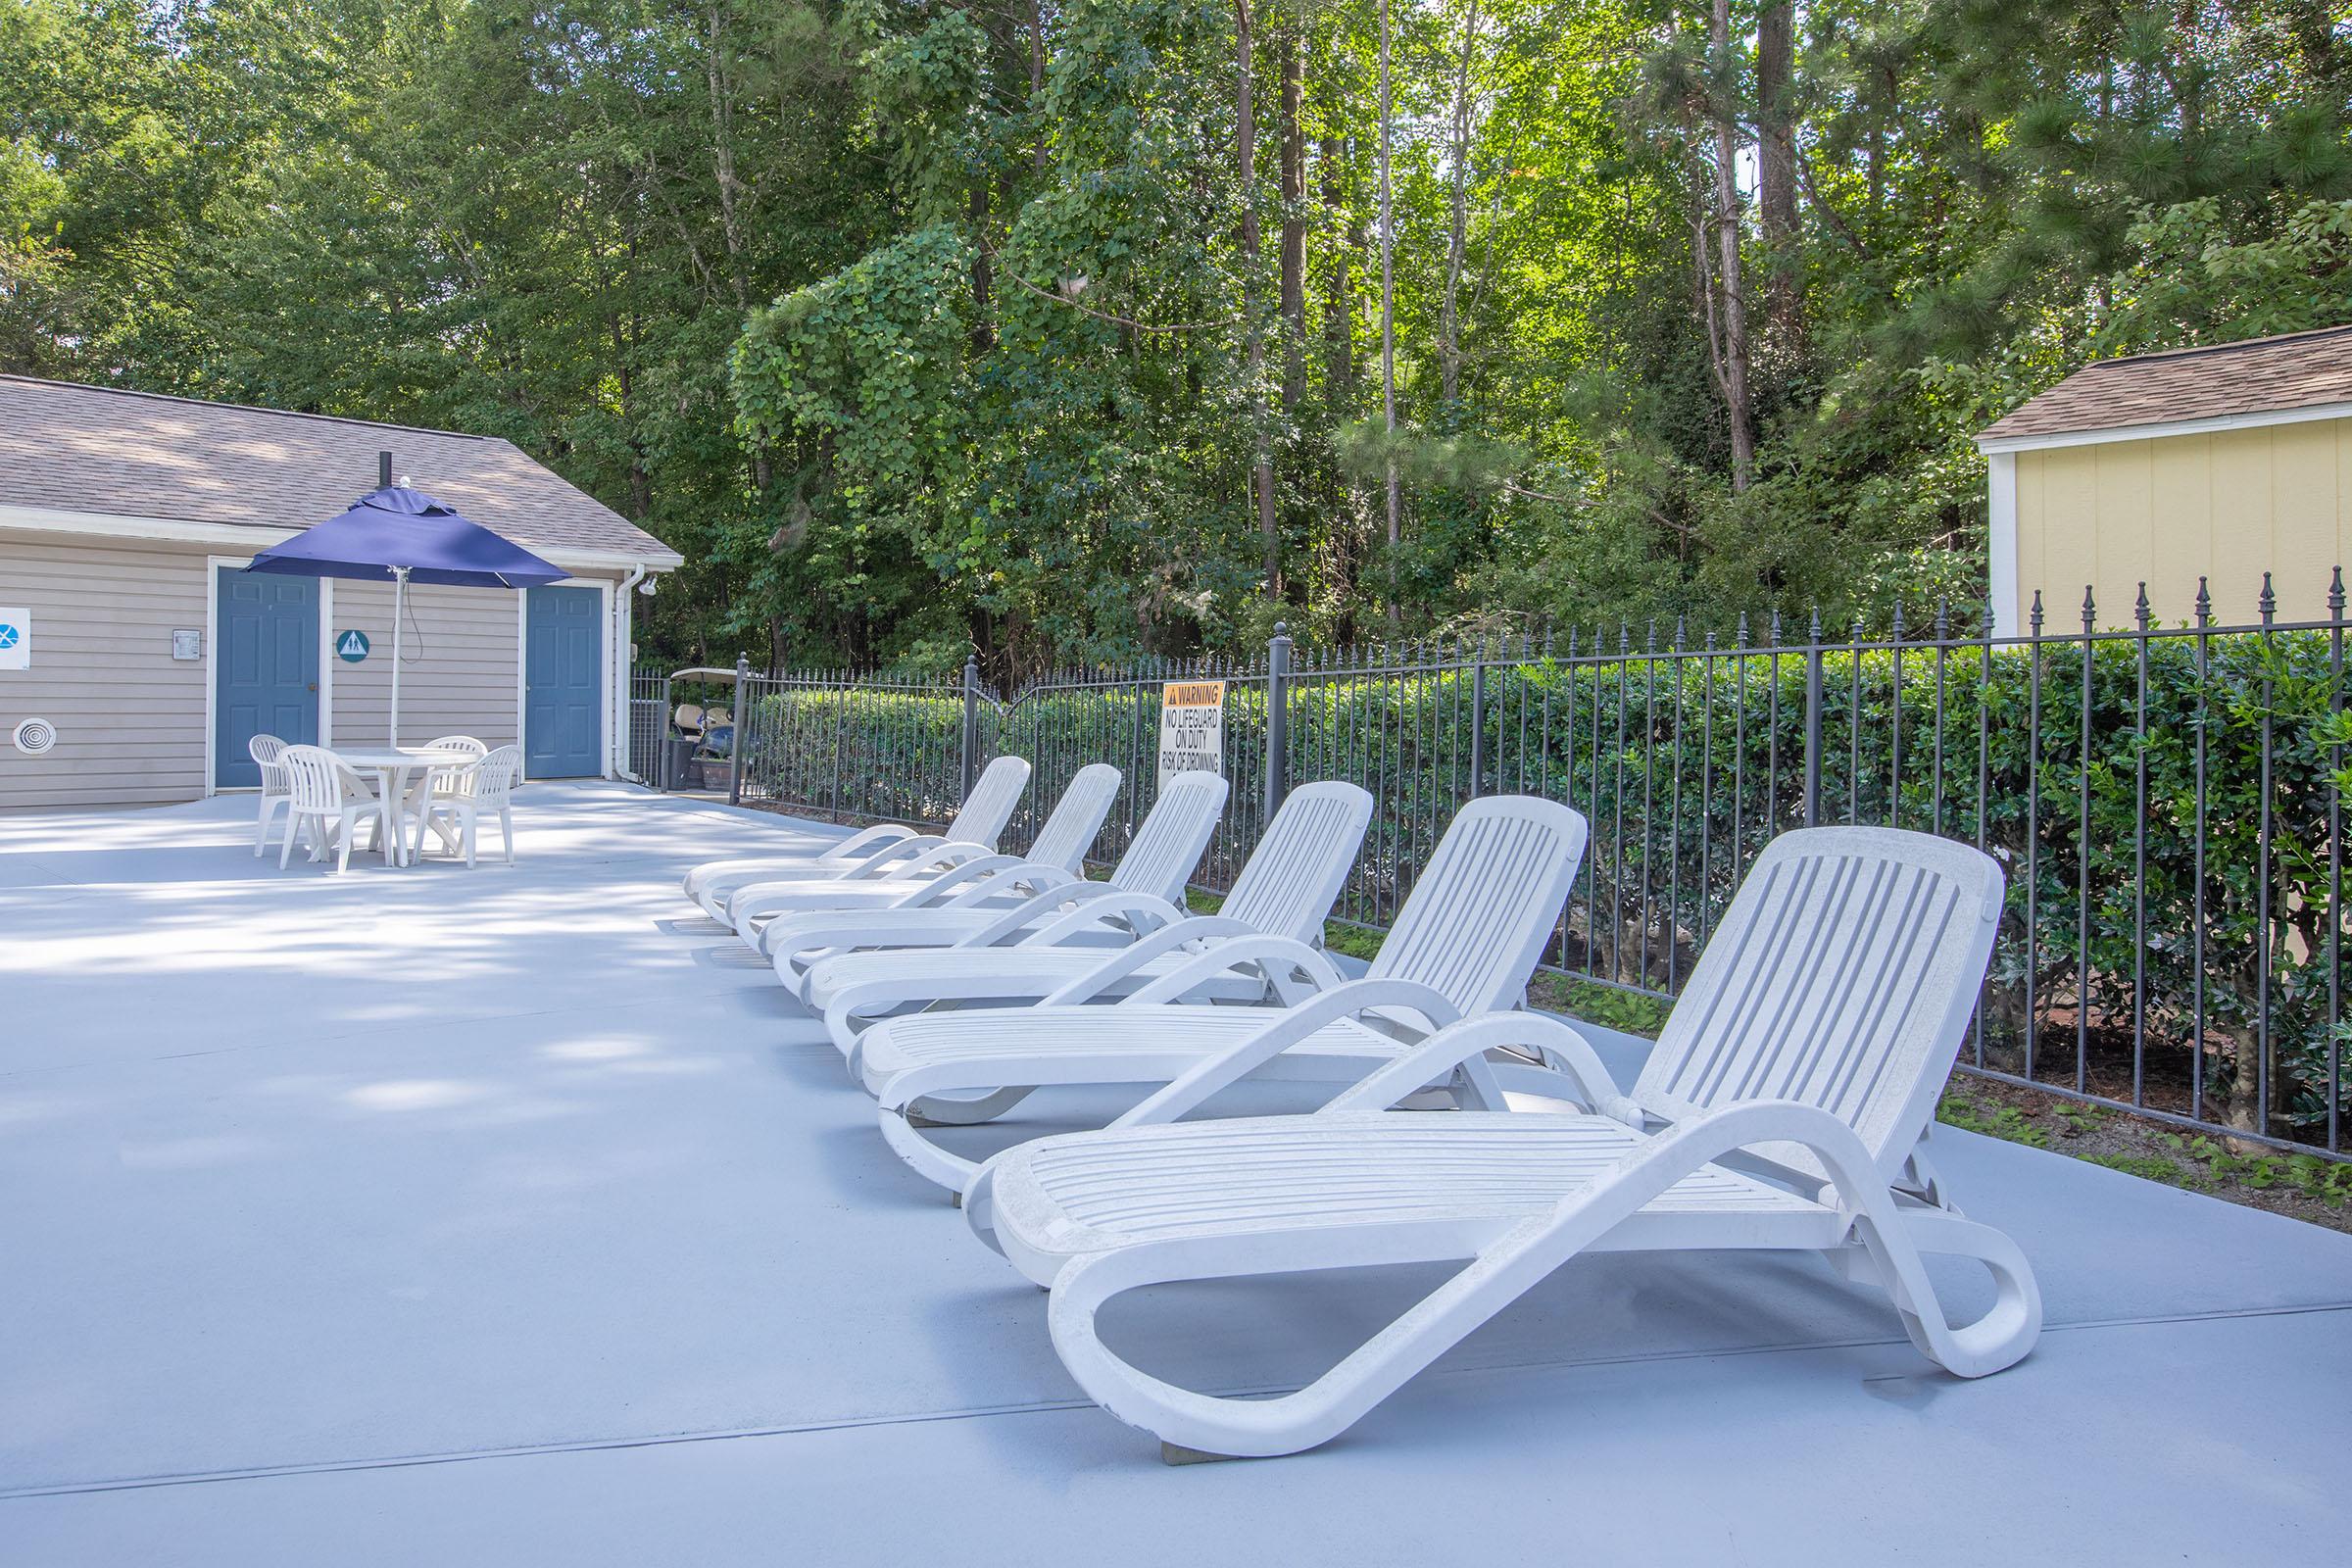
[680,754,1031,918]
[858,794,1590,1193]
[964,825,2040,1461]
[796,781,1375,1055]
[723,764,1125,945]
[761,770,1233,1020]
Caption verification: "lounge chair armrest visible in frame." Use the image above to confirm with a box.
[820,822,918,862]
[1322,1012,1638,1120]
[1004,890,1186,949]
[1033,915,1258,1004]
[1114,977,1465,1128]
[1119,934,1345,1006]
[898,853,1034,905]
[933,872,1124,941]
[839,835,989,879]
[935,860,1080,906]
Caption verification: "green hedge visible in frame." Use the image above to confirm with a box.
[730,633,2350,1142]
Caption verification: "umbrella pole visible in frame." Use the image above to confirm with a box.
[390,565,408,746]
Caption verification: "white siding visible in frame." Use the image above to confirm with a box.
[0,531,213,809]
[330,581,523,749]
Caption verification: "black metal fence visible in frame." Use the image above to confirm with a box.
[639,571,2351,1159]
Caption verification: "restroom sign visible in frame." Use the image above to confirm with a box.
[336,629,371,663]
[0,609,26,671]
[1157,680,1225,789]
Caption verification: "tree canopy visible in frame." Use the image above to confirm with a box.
[6,0,2350,677]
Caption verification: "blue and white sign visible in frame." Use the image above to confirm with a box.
[335,629,371,663]
[0,609,26,671]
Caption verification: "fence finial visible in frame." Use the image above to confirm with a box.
[2030,590,2044,637]
[1890,601,1904,642]
[2082,584,2096,635]
[1935,598,1950,640]
[2331,565,2347,621]
[2195,577,2212,627]
[2134,583,2150,631]
[2259,571,2277,625]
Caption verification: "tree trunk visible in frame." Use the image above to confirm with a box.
[1379,0,1400,627]
[1027,0,1049,173]
[1708,0,1752,492]
[1278,24,1306,410]
[1438,0,1481,409]
[704,3,770,490]
[1234,0,1280,591]
[1321,134,1354,405]
[1755,0,1800,352]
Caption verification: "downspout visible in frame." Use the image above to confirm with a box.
[613,564,648,781]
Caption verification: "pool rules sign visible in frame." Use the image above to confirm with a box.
[1156,680,1225,789]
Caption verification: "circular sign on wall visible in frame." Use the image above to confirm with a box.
[336,630,370,663]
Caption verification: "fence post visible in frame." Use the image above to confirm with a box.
[959,656,980,801]
[728,652,749,807]
[1802,610,1824,827]
[1264,622,1292,820]
[1468,651,1488,798]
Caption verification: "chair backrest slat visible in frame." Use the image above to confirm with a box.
[1025,764,1123,871]
[1105,771,1230,902]
[424,735,489,760]
[1630,826,2004,1177]
[944,755,1031,849]
[1219,782,1375,942]
[1364,797,1589,1014]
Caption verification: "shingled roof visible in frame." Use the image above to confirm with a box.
[0,376,681,566]
[1978,325,2352,445]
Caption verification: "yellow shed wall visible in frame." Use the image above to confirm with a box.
[2014,419,2352,628]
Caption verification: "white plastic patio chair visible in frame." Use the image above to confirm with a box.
[248,734,292,857]
[963,825,2038,1461]
[964,827,2032,1466]
[424,745,521,866]
[797,781,1374,1057]
[681,754,1032,918]
[421,735,489,797]
[726,763,1124,947]
[275,745,382,873]
[858,794,1589,1194]
[751,769,1233,1002]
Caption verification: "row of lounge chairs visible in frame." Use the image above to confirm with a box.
[678,755,2041,1461]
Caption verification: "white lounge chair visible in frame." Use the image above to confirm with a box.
[963,825,2039,1461]
[765,770,1234,1028]
[797,781,1374,1057]
[726,763,1124,947]
[681,754,1031,918]
[858,794,1589,1193]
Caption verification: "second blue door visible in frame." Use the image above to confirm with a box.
[525,585,602,777]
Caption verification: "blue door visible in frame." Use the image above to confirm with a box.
[215,568,318,788]
[525,585,603,777]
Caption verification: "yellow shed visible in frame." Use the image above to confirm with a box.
[1975,325,2352,634]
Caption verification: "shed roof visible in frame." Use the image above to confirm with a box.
[0,376,682,567]
[1977,324,2352,446]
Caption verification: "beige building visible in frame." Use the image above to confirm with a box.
[0,377,682,810]
[1976,325,2352,634]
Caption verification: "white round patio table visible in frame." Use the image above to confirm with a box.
[331,747,478,866]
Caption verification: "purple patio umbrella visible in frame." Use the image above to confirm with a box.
[248,481,568,745]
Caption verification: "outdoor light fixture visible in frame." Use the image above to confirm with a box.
[638,575,659,597]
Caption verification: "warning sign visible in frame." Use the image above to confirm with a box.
[1157,680,1225,790]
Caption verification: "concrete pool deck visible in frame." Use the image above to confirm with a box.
[3,784,2348,1564]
